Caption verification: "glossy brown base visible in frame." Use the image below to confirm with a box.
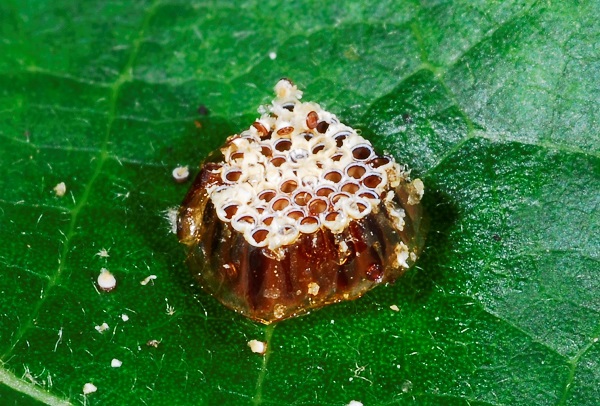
[177,167,426,324]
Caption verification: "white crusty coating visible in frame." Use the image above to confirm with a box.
[209,79,408,250]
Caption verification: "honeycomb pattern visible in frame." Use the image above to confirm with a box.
[206,79,412,250]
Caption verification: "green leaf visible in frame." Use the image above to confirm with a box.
[1,0,598,405]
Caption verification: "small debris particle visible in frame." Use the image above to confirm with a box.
[197,104,210,116]
[121,314,129,322]
[347,401,363,406]
[273,304,286,319]
[82,383,97,395]
[95,248,110,258]
[146,339,161,348]
[95,323,109,333]
[53,182,66,197]
[140,274,157,286]
[406,178,424,205]
[390,304,400,312]
[172,166,190,183]
[492,234,501,241]
[394,243,410,269]
[194,120,202,129]
[97,268,116,292]
[111,359,122,368]
[269,51,277,60]
[165,207,178,234]
[165,303,176,316]
[248,339,267,355]
[307,282,320,296]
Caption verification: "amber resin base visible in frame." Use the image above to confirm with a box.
[177,79,426,324]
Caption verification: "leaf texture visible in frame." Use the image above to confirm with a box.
[0,1,598,405]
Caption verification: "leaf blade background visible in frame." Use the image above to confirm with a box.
[0,0,598,405]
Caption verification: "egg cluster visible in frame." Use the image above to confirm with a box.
[205,79,410,251]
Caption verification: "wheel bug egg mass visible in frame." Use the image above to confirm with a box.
[177,79,426,324]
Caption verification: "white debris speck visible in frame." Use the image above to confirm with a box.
[121,314,129,322]
[140,274,157,286]
[95,323,109,333]
[394,242,410,269]
[248,339,267,355]
[97,268,116,291]
[53,182,66,197]
[347,401,363,406]
[95,248,110,258]
[269,51,277,60]
[83,383,97,395]
[390,304,400,312]
[165,303,176,316]
[172,166,189,183]
[407,178,424,205]
[165,207,178,234]
[307,282,320,296]
[111,359,122,368]
[273,304,286,319]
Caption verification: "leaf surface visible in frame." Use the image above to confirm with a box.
[0,1,598,405]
